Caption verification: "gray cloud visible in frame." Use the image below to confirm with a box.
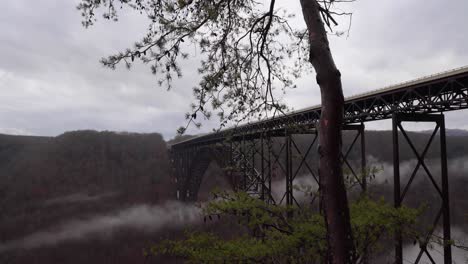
[283,0,468,131]
[271,173,319,204]
[43,192,118,206]
[1,0,468,139]
[0,0,200,139]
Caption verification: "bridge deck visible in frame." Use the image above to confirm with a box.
[172,66,468,148]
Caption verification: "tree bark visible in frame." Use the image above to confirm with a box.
[299,0,355,263]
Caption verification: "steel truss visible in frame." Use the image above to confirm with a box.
[392,113,451,264]
[212,127,321,207]
[171,68,468,148]
[171,125,368,207]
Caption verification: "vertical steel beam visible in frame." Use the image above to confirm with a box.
[229,140,234,190]
[285,131,292,206]
[268,137,273,204]
[289,133,293,207]
[360,123,367,193]
[392,114,403,264]
[187,148,192,200]
[359,123,369,264]
[242,135,247,191]
[261,134,265,201]
[440,116,452,264]
[252,139,256,192]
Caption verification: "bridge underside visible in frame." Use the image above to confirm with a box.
[170,113,452,264]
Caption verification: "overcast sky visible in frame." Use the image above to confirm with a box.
[1,0,467,140]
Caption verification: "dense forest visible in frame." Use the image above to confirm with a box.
[0,131,176,263]
[0,129,467,263]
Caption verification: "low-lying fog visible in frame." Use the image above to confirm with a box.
[0,201,201,253]
[1,156,466,263]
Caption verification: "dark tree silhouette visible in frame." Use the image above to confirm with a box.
[77,0,355,262]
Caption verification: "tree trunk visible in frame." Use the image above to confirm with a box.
[299,0,355,263]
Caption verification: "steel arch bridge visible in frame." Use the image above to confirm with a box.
[170,66,468,264]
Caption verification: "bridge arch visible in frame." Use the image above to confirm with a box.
[174,145,237,202]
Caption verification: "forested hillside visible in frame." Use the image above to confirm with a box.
[0,131,177,263]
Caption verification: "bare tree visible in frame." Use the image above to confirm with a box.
[78,0,355,262]
[299,1,355,262]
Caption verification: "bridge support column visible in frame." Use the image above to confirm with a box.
[342,123,367,263]
[171,147,193,201]
[342,124,367,193]
[392,113,451,264]
[268,128,319,207]
[261,134,274,204]
[285,131,292,207]
[226,134,271,200]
